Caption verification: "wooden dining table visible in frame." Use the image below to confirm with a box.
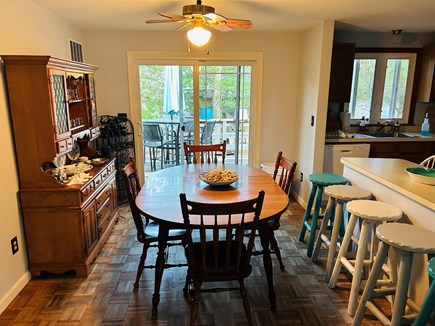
[135,163,289,314]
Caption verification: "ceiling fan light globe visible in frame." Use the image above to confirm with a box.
[187,27,211,46]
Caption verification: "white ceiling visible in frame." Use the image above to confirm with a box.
[30,0,435,33]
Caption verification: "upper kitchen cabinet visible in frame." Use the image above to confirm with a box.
[417,44,435,102]
[1,55,101,187]
[328,43,356,103]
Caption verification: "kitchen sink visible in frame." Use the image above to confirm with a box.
[359,132,418,138]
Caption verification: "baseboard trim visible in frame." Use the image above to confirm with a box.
[0,271,31,314]
[291,189,307,209]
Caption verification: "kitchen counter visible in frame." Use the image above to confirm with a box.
[326,132,435,143]
[341,157,435,305]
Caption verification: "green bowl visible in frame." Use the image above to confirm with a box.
[405,167,435,185]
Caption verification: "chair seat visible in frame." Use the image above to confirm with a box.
[308,173,348,186]
[376,223,435,253]
[325,185,372,201]
[142,221,186,240]
[347,200,402,222]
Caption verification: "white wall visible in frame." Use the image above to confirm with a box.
[84,30,301,165]
[0,0,85,314]
[292,21,335,205]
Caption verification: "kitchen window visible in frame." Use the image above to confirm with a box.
[349,52,416,124]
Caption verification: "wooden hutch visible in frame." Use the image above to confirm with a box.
[2,55,119,277]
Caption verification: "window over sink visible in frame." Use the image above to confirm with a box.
[349,52,417,125]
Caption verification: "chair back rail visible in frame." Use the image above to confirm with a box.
[180,190,264,277]
[121,158,147,242]
[273,151,297,196]
[183,140,226,164]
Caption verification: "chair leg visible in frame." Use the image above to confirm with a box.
[239,278,254,326]
[312,197,334,263]
[307,186,324,257]
[190,279,202,326]
[270,230,284,270]
[325,201,343,283]
[348,220,371,316]
[329,213,358,288]
[298,184,318,241]
[183,273,191,295]
[414,275,435,326]
[134,242,150,289]
[352,242,389,326]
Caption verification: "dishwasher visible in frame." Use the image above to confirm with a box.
[323,144,371,175]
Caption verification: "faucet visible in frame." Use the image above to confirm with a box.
[377,120,395,133]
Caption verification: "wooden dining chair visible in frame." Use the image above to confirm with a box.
[121,158,187,289]
[251,151,297,270]
[269,151,297,268]
[180,190,265,326]
[183,140,226,164]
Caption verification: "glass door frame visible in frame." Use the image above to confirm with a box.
[127,51,263,182]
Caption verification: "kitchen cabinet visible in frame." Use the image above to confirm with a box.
[328,43,356,103]
[417,44,435,102]
[369,141,435,163]
[2,55,118,277]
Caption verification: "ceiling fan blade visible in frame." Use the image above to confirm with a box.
[224,19,253,29]
[158,13,185,20]
[146,18,184,24]
[146,12,191,24]
[203,13,227,23]
[208,23,233,32]
[175,23,190,31]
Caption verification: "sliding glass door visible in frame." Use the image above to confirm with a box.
[127,52,262,180]
[138,62,252,172]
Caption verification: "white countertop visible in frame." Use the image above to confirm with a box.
[341,157,435,211]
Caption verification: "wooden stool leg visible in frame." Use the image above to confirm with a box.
[352,242,389,326]
[348,220,371,316]
[329,213,358,288]
[307,186,324,257]
[312,197,334,263]
[391,250,413,326]
[298,184,318,242]
[325,200,343,283]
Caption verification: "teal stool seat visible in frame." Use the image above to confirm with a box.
[298,173,348,257]
[414,257,435,326]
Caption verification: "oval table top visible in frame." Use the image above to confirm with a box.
[135,163,289,225]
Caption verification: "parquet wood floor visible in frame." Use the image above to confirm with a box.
[0,201,397,325]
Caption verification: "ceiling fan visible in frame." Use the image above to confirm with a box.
[145,0,253,46]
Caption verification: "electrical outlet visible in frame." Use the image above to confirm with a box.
[11,236,19,255]
[300,172,303,182]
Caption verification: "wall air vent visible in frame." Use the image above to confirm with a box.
[69,40,83,62]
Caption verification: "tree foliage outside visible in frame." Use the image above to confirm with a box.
[139,65,251,121]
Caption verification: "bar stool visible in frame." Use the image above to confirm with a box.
[328,200,402,316]
[311,185,372,283]
[353,223,435,326]
[414,257,435,326]
[298,173,348,257]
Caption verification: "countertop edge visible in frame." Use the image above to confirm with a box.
[341,157,435,211]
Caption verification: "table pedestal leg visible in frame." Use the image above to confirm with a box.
[152,223,169,314]
[258,221,276,311]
